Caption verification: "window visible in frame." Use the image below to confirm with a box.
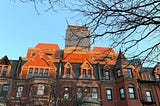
[105,71,110,80]
[92,88,98,99]
[143,75,147,80]
[64,87,70,99]
[66,68,70,78]
[77,87,82,99]
[125,69,133,78]
[119,88,125,99]
[31,52,35,57]
[146,91,152,102]
[1,85,9,98]
[93,56,96,60]
[44,69,48,77]
[128,87,135,99]
[56,53,60,59]
[28,68,33,77]
[16,86,23,98]
[37,84,45,96]
[157,74,160,81]
[3,66,8,75]
[117,70,121,77]
[88,70,92,78]
[0,66,2,72]
[82,69,86,78]
[84,87,90,97]
[34,68,38,77]
[39,68,44,77]
[46,53,52,57]
[106,89,112,100]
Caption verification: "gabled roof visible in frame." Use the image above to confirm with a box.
[35,43,60,50]
[115,51,130,67]
[0,55,11,65]
[24,54,56,68]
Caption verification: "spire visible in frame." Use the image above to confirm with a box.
[115,51,130,68]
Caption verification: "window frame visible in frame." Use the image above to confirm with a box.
[64,87,70,99]
[119,87,125,99]
[28,68,33,78]
[1,84,9,98]
[34,68,38,77]
[39,68,44,77]
[31,52,35,57]
[56,53,60,59]
[88,69,92,79]
[92,88,98,99]
[117,70,121,77]
[37,84,45,96]
[82,69,86,78]
[146,90,152,102]
[106,88,112,101]
[66,68,70,78]
[105,71,110,80]
[125,68,133,78]
[76,87,82,99]
[128,87,135,99]
[44,69,49,77]
[3,66,8,75]
[16,85,23,98]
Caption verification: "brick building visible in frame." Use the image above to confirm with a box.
[0,25,160,106]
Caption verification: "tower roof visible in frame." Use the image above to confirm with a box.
[115,51,130,67]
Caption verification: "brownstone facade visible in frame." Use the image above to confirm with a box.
[0,25,160,106]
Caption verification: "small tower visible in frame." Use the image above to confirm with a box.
[65,24,90,49]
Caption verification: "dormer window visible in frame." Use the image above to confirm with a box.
[39,68,44,77]
[82,69,86,78]
[125,69,133,78]
[34,68,38,77]
[56,53,60,59]
[105,71,110,80]
[117,70,121,77]
[28,68,33,78]
[80,61,94,79]
[63,62,73,78]
[3,66,8,75]
[66,68,70,78]
[88,69,92,78]
[44,69,48,77]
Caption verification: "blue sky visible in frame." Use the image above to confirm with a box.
[0,0,81,59]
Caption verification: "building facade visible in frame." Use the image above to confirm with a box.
[0,25,160,106]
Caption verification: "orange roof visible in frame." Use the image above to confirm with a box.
[92,47,115,53]
[35,43,60,50]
